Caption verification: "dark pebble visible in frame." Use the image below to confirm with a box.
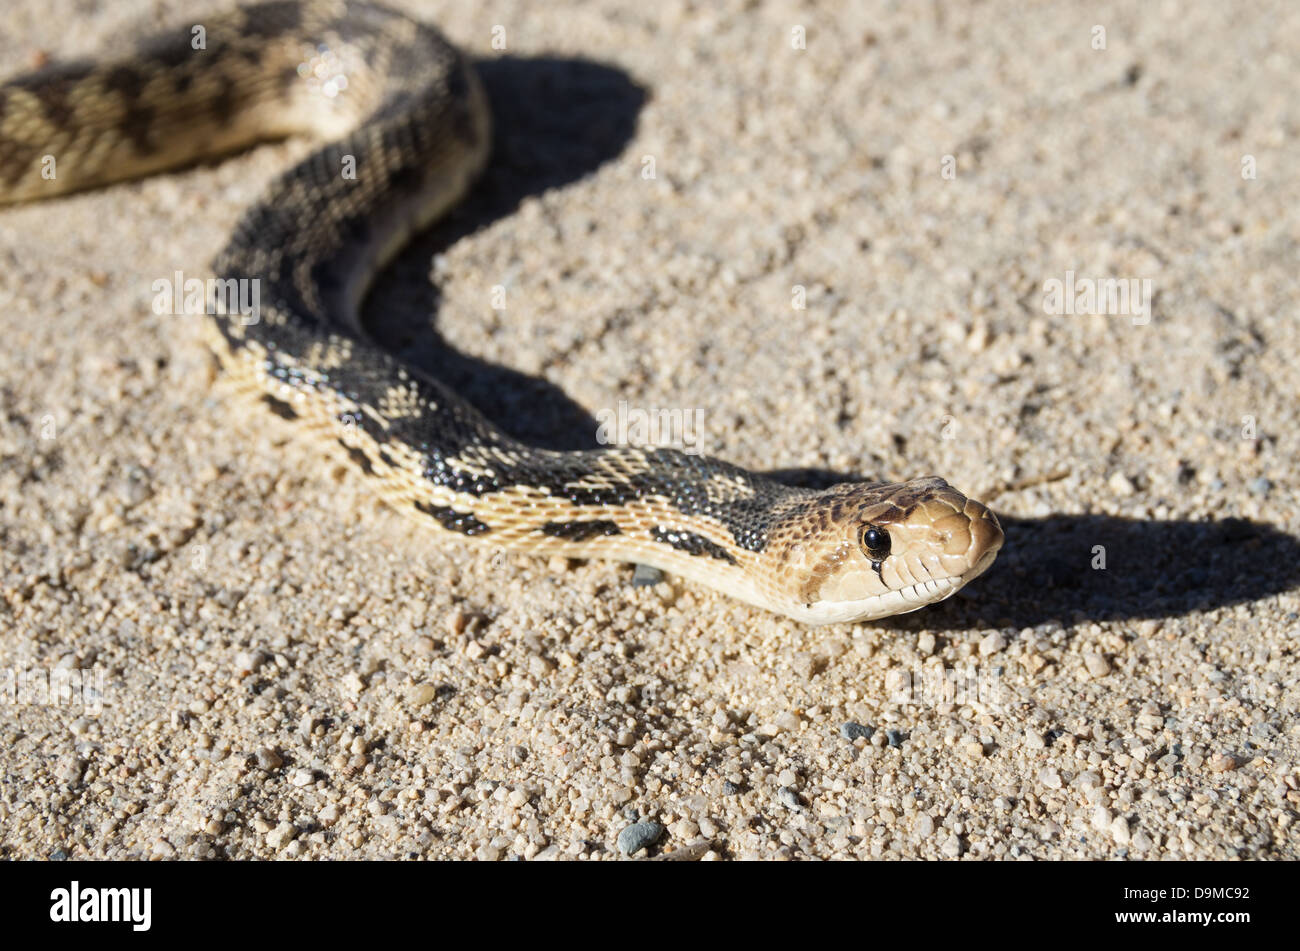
[886,730,904,748]
[631,564,665,587]
[617,820,664,855]
[840,721,873,741]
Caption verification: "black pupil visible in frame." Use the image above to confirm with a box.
[865,528,886,551]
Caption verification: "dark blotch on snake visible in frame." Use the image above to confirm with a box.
[239,0,304,39]
[338,440,375,476]
[541,519,623,542]
[649,526,738,565]
[414,500,490,536]
[261,394,299,420]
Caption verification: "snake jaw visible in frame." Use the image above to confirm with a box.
[781,478,1003,625]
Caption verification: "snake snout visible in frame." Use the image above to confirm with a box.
[958,497,1004,580]
[898,486,1004,581]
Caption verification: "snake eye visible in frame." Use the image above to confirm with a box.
[861,525,891,560]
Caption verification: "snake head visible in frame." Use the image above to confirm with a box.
[778,476,1003,624]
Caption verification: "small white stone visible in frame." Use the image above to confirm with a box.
[1110,815,1131,845]
[290,768,314,787]
[409,683,438,706]
[670,819,699,839]
[1108,471,1137,496]
[775,712,800,732]
[1084,653,1111,678]
[979,632,1007,656]
[235,650,268,672]
[267,822,296,849]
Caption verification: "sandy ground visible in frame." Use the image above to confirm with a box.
[1,0,1298,860]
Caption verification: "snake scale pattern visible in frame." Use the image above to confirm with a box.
[0,0,1003,624]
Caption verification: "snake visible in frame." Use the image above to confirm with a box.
[0,0,1003,625]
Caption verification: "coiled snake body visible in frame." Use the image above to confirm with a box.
[0,1,1002,624]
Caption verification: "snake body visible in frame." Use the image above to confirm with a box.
[0,1,1003,624]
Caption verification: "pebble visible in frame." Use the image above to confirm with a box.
[267,822,296,849]
[670,819,699,839]
[917,632,936,655]
[1247,477,1271,496]
[886,730,904,748]
[840,721,873,742]
[1084,652,1111,678]
[631,564,664,587]
[774,711,800,732]
[940,834,963,858]
[617,820,664,855]
[1208,752,1237,772]
[234,650,268,672]
[979,632,1007,656]
[290,768,314,787]
[1109,816,1131,845]
[777,787,803,810]
[1108,471,1137,496]
[408,683,438,706]
[446,609,469,637]
[255,747,282,770]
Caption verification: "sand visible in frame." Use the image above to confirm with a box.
[1,0,1297,859]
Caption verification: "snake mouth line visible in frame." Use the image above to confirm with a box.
[863,546,1002,620]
